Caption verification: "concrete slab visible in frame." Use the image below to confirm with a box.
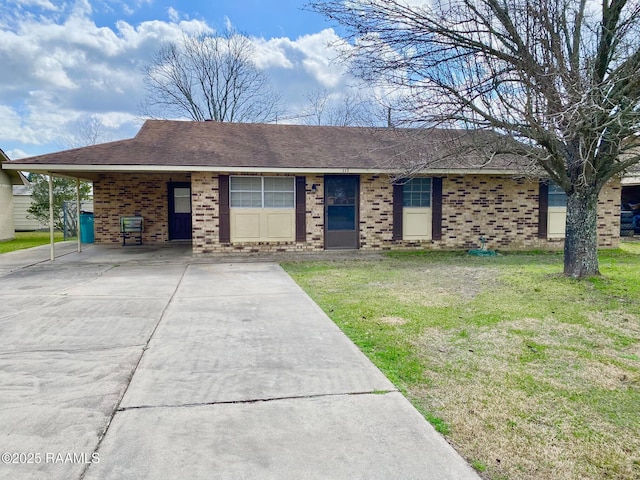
[64,264,187,297]
[0,297,166,352]
[0,245,188,480]
[120,292,394,407]
[85,392,479,480]
[175,263,301,297]
[54,244,194,266]
[0,347,142,480]
[0,241,79,276]
[0,262,112,295]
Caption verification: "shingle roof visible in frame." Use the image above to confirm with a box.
[0,148,28,184]
[4,120,527,173]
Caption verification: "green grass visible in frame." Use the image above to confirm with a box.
[0,231,67,254]
[282,243,640,480]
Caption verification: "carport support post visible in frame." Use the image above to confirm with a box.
[76,177,81,253]
[48,173,55,261]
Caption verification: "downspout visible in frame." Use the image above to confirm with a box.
[76,177,81,253]
[48,173,55,261]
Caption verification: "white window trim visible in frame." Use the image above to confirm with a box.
[403,177,433,209]
[230,176,295,209]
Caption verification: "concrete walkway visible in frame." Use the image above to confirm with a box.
[0,245,480,480]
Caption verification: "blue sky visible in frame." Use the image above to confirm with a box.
[93,0,331,39]
[0,0,368,159]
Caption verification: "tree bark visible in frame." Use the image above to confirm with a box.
[563,190,600,278]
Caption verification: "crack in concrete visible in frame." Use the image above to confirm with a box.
[77,263,191,480]
[0,344,147,356]
[116,389,400,412]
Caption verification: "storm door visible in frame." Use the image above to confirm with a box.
[324,175,359,249]
[168,182,192,240]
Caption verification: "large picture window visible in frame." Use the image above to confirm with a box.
[230,176,295,208]
[403,178,432,207]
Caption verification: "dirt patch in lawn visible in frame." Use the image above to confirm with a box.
[385,264,500,307]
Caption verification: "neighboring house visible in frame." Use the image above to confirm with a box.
[12,185,48,231]
[12,184,94,231]
[0,149,28,241]
[0,120,624,253]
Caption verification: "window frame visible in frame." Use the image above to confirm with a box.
[548,182,568,207]
[229,176,295,209]
[402,177,432,208]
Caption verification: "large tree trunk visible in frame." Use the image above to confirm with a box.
[563,190,600,278]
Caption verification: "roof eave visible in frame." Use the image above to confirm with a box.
[1,163,525,176]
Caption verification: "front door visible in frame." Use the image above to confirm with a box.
[168,182,192,240]
[325,175,359,249]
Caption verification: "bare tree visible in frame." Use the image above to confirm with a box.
[59,114,112,149]
[310,0,640,277]
[140,31,282,123]
[300,88,383,126]
[31,115,101,235]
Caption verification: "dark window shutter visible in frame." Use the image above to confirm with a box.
[219,175,230,243]
[538,181,548,239]
[392,183,403,240]
[295,176,306,242]
[431,177,443,240]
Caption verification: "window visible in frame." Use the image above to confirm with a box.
[230,176,295,208]
[264,177,295,208]
[173,187,191,214]
[403,178,432,207]
[546,181,567,239]
[548,182,567,207]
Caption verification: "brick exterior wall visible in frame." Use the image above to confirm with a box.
[359,175,620,251]
[595,179,622,248]
[93,173,190,244]
[191,173,325,254]
[359,175,394,249]
[92,172,621,252]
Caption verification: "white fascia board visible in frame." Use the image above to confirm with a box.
[1,163,523,176]
[622,176,640,185]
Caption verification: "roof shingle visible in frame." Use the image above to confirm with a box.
[5,120,527,172]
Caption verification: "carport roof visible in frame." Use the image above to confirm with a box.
[1,120,529,178]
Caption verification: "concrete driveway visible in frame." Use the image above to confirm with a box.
[0,245,479,480]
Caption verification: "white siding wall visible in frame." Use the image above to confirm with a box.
[12,188,93,231]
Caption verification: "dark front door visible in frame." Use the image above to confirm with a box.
[168,182,192,240]
[325,175,359,249]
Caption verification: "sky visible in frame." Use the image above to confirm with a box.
[0,0,368,159]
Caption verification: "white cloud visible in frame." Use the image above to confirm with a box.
[167,6,179,23]
[223,15,233,32]
[9,0,58,10]
[254,29,350,88]
[0,4,369,156]
[6,148,29,160]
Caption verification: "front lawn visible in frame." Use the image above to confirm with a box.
[283,244,640,480]
[0,231,66,254]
